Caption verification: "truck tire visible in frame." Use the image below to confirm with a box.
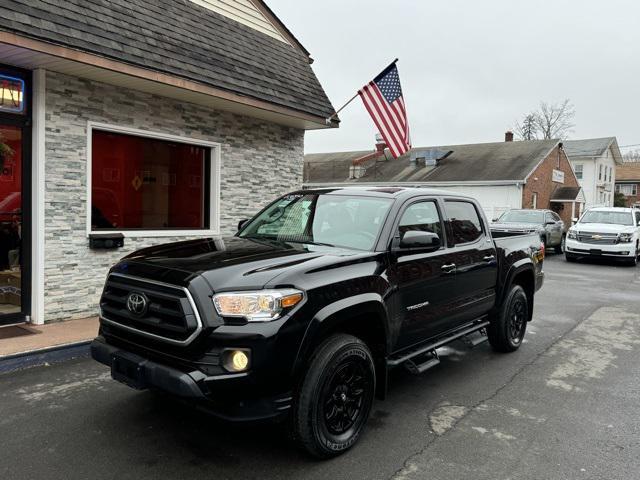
[488,285,528,353]
[555,235,565,254]
[291,334,375,458]
[565,253,577,262]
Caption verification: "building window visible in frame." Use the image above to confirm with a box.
[574,164,583,180]
[617,184,637,196]
[598,164,603,181]
[89,125,219,234]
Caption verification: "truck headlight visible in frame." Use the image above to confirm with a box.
[567,230,577,240]
[212,289,303,322]
[617,233,633,243]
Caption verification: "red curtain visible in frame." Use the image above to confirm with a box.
[91,131,206,230]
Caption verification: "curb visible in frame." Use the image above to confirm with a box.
[0,340,92,375]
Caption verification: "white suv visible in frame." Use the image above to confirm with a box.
[565,207,640,265]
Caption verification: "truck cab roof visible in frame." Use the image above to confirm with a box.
[297,186,474,201]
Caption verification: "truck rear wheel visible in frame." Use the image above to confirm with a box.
[488,285,528,353]
[291,334,375,458]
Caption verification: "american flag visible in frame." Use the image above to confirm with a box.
[358,63,411,158]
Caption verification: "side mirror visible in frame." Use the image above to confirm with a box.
[399,231,441,250]
[237,219,249,231]
[545,221,556,225]
[492,218,499,223]
[572,217,578,224]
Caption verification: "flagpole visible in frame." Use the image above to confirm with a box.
[326,58,399,124]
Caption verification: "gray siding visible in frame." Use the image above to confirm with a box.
[44,71,304,321]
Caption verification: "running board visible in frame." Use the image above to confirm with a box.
[387,320,490,367]
[460,328,488,348]
[403,350,440,374]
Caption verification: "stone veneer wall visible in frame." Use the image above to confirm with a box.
[44,71,304,321]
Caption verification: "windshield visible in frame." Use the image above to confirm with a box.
[579,210,634,226]
[498,210,544,224]
[238,193,394,250]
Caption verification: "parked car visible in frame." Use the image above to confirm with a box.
[491,209,566,253]
[91,187,544,458]
[565,207,640,265]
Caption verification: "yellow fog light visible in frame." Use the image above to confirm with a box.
[224,349,250,372]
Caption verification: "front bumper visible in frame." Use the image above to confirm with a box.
[565,238,636,258]
[91,337,292,421]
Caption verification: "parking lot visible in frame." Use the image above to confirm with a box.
[2,252,639,480]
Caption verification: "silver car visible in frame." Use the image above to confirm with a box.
[491,209,566,253]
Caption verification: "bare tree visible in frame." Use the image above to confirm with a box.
[622,149,640,162]
[536,99,575,140]
[514,113,538,140]
[513,99,575,141]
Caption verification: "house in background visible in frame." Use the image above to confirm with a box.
[0,0,335,325]
[615,162,640,207]
[304,133,584,225]
[564,137,622,209]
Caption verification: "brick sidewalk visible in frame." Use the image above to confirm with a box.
[0,317,98,357]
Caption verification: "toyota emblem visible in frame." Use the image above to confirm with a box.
[126,292,148,316]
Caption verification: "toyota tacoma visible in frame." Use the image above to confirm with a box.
[91,187,544,458]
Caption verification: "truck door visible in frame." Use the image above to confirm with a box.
[388,199,458,349]
[443,200,498,325]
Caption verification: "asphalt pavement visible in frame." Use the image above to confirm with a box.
[2,253,639,480]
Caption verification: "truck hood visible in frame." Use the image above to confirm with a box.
[118,236,370,291]
[490,222,542,232]
[573,223,636,234]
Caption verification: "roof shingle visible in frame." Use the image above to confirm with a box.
[304,140,560,184]
[616,162,640,181]
[0,0,335,119]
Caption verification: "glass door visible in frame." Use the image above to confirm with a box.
[0,123,22,319]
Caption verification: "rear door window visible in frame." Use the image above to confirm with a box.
[444,201,484,245]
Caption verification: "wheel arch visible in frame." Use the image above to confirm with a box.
[292,293,390,398]
[501,262,535,322]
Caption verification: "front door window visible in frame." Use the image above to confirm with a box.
[0,124,22,315]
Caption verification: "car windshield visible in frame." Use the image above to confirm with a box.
[498,210,544,224]
[238,193,394,251]
[579,210,634,226]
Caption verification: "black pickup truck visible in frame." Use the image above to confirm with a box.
[91,187,544,458]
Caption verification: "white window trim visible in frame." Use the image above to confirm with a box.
[86,122,221,238]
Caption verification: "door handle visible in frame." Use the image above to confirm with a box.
[441,263,456,273]
[483,255,496,262]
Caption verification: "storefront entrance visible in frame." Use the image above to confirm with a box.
[0,67,30,326]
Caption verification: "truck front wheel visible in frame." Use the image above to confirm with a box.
[291,334,375,458]
[488,285,529,353]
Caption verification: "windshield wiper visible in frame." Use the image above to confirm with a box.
[286,239,337,248]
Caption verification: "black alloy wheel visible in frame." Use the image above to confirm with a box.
[322,360,368,435]
[488,284,529,353]
[507,294,527,346]
[292,334,375,458]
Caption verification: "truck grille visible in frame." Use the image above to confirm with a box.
[576,232,618,245]
[99,273,202,345]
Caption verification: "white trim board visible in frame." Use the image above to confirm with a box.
[30,69,46,325]
[85,122,222,238]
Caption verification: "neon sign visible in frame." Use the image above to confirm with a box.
[0,74,25,114]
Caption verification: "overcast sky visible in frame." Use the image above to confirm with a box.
[268,0,640,154]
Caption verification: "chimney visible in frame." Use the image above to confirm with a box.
[505,131,514,142]
[375,133,386,153]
